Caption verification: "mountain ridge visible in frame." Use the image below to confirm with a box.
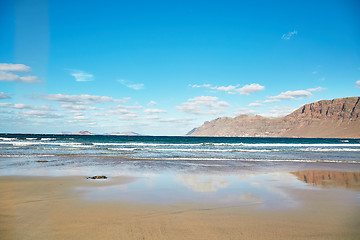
[187,97,360,138]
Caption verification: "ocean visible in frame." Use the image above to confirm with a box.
[1,134,360,176]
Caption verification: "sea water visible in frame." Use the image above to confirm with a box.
[0,134,360,176]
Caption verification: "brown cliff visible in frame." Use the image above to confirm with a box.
[188,97,360,138]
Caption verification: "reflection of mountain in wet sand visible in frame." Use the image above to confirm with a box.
[291,170,360,189]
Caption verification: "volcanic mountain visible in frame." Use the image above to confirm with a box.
[187,97,360,138]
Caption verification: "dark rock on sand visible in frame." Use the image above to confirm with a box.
[87,176,108,179]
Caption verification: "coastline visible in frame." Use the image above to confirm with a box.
[1,135,360,239]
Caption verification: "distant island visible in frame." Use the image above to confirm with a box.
[74,131,93,135]
[187,97,360,138]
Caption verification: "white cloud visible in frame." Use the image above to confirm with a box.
[73,116,88,120]
[42,94,128,105]
[190,84,212,88]
[0,92,11,99]
[61,104,97,110]
[263,99,280,103]
[281,30,298,40]
[261,106,295,118]
[111,109,133,115]
[269,90,313,100]
[190,83,265,95]
[69,110,85,116]
[212,85,238,92]
[176,96,230,115]
[113,104,142,109]
[118,79,144,90]
[236,84,265,95]
[0,103,54,111]
[248,102,262,107]
[144,108,167,114]
[148,100,157,106]
[356,80,360,88]
[0,63,31,72]
[70,70,94,82]
[307,87,326,92]
[268,87,325,101]
[233,108,258,116]
[153,117,195,124]
[118,113,139,120]
[0,63,40,83]
[23,110,63,119]
[0,71,39,83]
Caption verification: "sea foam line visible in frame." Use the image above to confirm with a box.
[119,156,360,164]
[107,148,280,152]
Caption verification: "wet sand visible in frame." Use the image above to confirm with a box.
[1,171,360,240]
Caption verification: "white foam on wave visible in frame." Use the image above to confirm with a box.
[11,142,37,146]
[0,141,94,148]
[300,148,360,152]
[93,142,201,147]
[239,143,360,147]
[41,138,57,141]
[93,142,360,147]
[107,147,280,153]
[0,137,18,141]
[59,143,93,148]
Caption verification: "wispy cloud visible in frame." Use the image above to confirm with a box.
[0,92,11,99]
[212,85,238,92]
[190,84,212,88]
[148,100,157,106]
[23,110,63,119]
[233,108,258,116]
[281,30,298,40]
[113,103,142,110]
[73,116,88,120]
[269,90,312,100]
[237,84,265,95]
[0,63,40,83]
[356,80,360,88]
[263,99,280,103]
[307,87,326,92]
[176,96,230,115]
[261,106,295,118]
[118,79,144,90]
[70,70,94,82]
[190,83,264,95]
[267,87,324,101]
[60,104,98,110]
[0,63,31,72]
[41,93,129,105]
[248,102,262,107]
[144,108,167,114]
[0,103,54,111]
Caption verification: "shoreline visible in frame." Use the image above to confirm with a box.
[1,166,360,239]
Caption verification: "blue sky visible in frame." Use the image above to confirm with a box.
[0,0,359,135]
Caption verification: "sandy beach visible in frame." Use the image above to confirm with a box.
[1,169,359,240]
